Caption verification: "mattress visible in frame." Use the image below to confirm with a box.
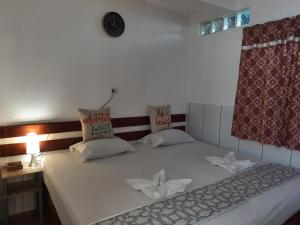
[42,141,300,225]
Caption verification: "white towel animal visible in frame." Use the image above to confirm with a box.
[205,152,256,173]
[126,169,192,200]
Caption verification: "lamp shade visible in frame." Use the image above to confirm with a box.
[26,132,40,154]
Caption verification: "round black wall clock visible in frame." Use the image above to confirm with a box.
[102,12,125,37]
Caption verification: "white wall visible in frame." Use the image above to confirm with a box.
[202,0,235,10]
[0,0,188,125]
[186,0,300,106]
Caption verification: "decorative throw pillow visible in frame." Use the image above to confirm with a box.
[148,105,172,133]
[78,107,114,142]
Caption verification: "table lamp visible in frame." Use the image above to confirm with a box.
[26,132,40,167]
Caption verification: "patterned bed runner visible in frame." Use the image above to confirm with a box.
[93,163,300,225]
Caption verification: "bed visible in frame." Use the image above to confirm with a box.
[42,141,300,225]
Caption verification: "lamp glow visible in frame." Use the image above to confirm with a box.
[26,132,40,167]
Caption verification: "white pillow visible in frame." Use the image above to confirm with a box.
[140,129,195,148]
[70,137,135,162]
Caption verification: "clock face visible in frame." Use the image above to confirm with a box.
[103,12,125,37]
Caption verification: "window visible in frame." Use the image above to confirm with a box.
[237,9,251,27]
[200,8,251,36]
[201,22,212,35]
[226,14,237,29]
[213,18,224,33]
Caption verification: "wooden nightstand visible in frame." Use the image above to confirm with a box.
[0,165,44,225]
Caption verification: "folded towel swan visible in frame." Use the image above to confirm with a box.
[126,169,192,200]
[205,152,256,173]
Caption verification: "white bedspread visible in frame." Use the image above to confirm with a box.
[42,141,300,225]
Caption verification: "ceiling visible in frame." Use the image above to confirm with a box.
[142,0,235,19]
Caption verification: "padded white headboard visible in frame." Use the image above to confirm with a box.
[187,103,300,168]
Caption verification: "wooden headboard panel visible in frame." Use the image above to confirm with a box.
[0,114,186,157]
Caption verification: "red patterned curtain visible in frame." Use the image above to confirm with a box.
[232,15,300,150]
